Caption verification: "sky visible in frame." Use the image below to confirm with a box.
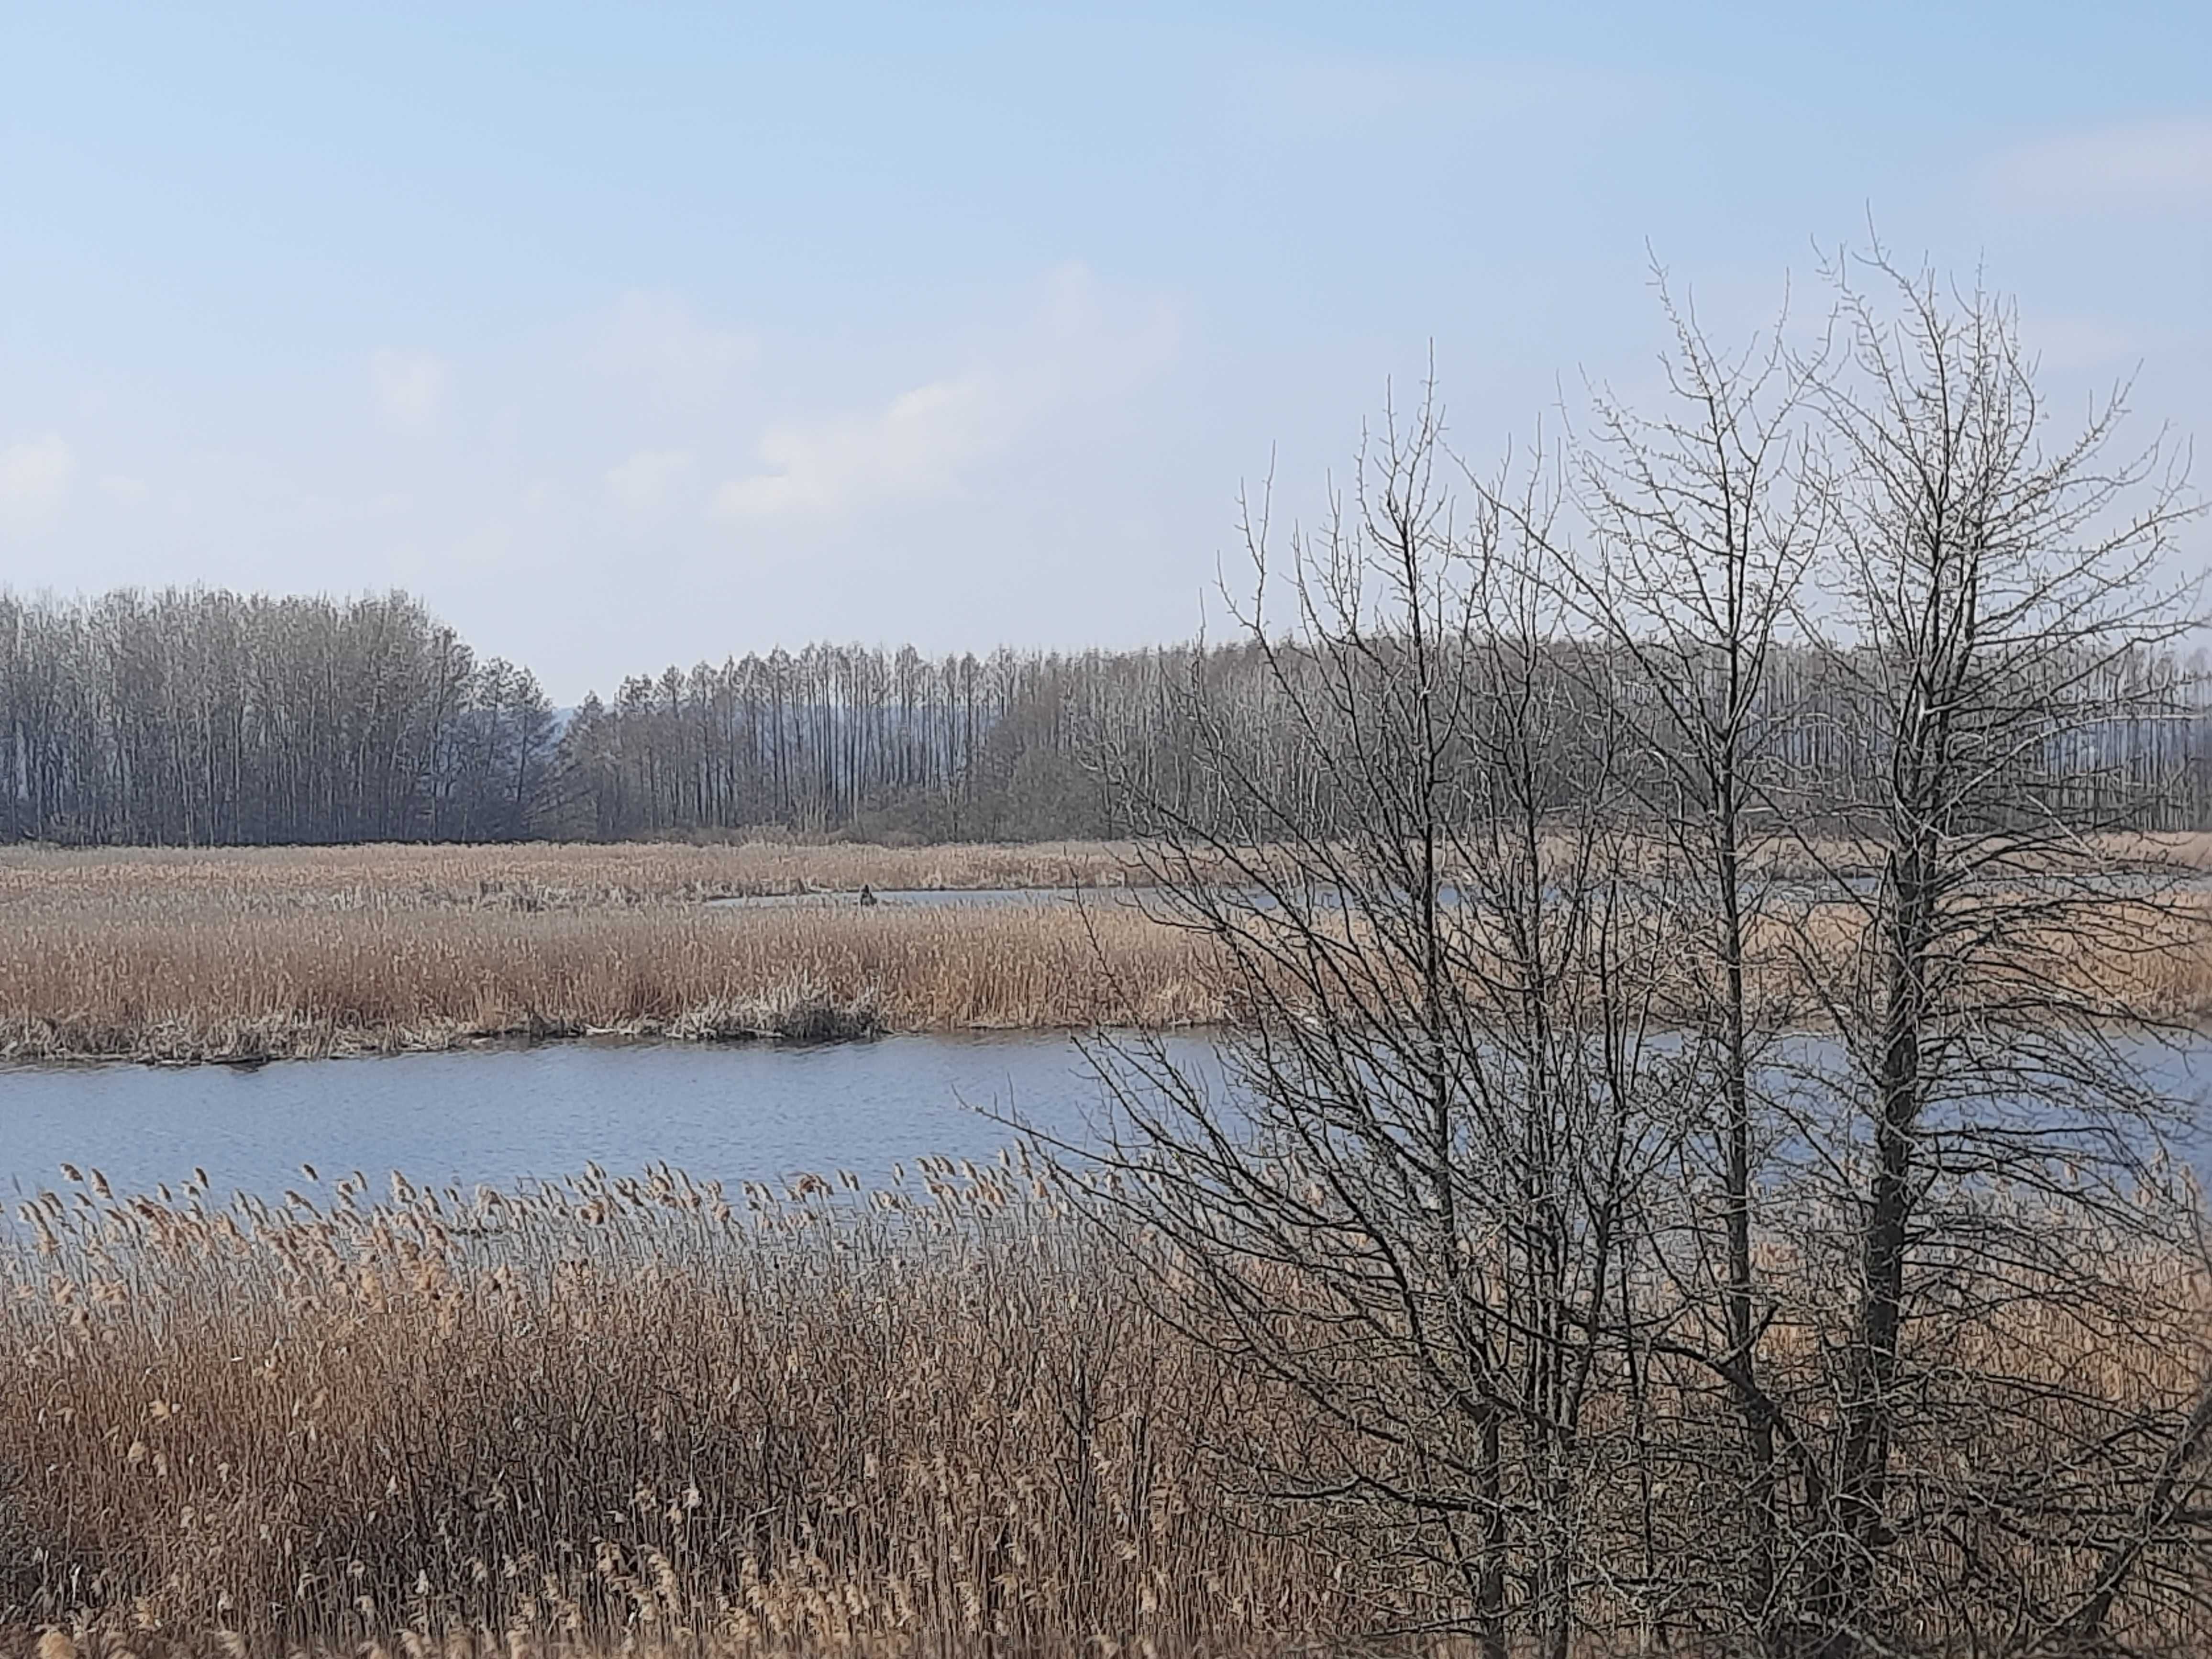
[2,1,2208,702]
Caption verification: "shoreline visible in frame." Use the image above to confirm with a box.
[9,839,2212,1067]
[0,1007,1216,1070]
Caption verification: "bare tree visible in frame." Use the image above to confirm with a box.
[1055,264,2212,1659]
[1065,387,1697,1656]
[0,588,559,844]
[1770,251,2210,1658]
[1513,280,1834,1651]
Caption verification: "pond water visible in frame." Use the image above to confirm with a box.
[0,1034,1221,1205]
[699,889,1115,916]
[3,1031,2206,1208]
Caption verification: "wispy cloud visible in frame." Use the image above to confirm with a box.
[713,374,998,520]
[712,265,1175,524]
[1988,118,2212,214]
[606,447,696,512]
[593,291,756,408]
[370,348,449,434]
[0,436,77,533]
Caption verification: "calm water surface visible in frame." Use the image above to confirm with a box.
[0,1034,1220,1203]
[2,1031,2204,1206]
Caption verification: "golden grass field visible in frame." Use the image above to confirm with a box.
[4,1163,2206,1657]
[0,1163,1360,1658]
[0,840,1154,909]
[0,843,1222,1063]
[5,838,2212,1063]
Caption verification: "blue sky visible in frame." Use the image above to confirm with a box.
[3,1,2207,698]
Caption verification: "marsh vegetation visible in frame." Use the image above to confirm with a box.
[0,841,1218,1062]
[6,257,2212,1659]
[3,1160,2207,1659]
[7,837,2212,1064]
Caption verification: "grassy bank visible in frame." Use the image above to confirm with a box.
[6,841,2212,1064]
[0,843,1220,1063]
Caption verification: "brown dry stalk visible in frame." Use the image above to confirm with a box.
[0,1166,1364,1657]
[3,1170,2205,1657]
[0,840,1156,914]
[0,844,1222,1062]
[3,842,2212,1063]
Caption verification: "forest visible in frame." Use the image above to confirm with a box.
[0,589,554,846]
[8,588,2212,846]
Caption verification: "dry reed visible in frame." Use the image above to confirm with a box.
[0,841,1152,915]
[0,1161,1363,1658]
[6,841,2212,1065]
[0,844,1220,1063]
[3,1166,2206,1657]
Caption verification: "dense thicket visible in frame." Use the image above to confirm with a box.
[10,594,2212,846]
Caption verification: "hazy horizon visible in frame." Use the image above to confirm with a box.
[5,1,2208,702]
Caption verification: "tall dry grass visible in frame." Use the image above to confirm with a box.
[0,902,1223,1063]
[0,844,1220,1062]
[3,1166,2206,1657]
[6,841,2212,1064]
[0,841,1151,916]
[0,1162,1364,1658]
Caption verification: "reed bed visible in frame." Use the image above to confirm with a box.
[0,1161,1366,1658]
[0,841,1151,917]
[6,841,2212,1064]
[0,904,1222,1063]
[3,1167,2206,1658]
[0,844,1218,1063]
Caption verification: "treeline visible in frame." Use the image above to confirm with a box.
[9,588,2212,845]
[563,642,1294,841]
[0,589,555,845]
[567,636,2212,843]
